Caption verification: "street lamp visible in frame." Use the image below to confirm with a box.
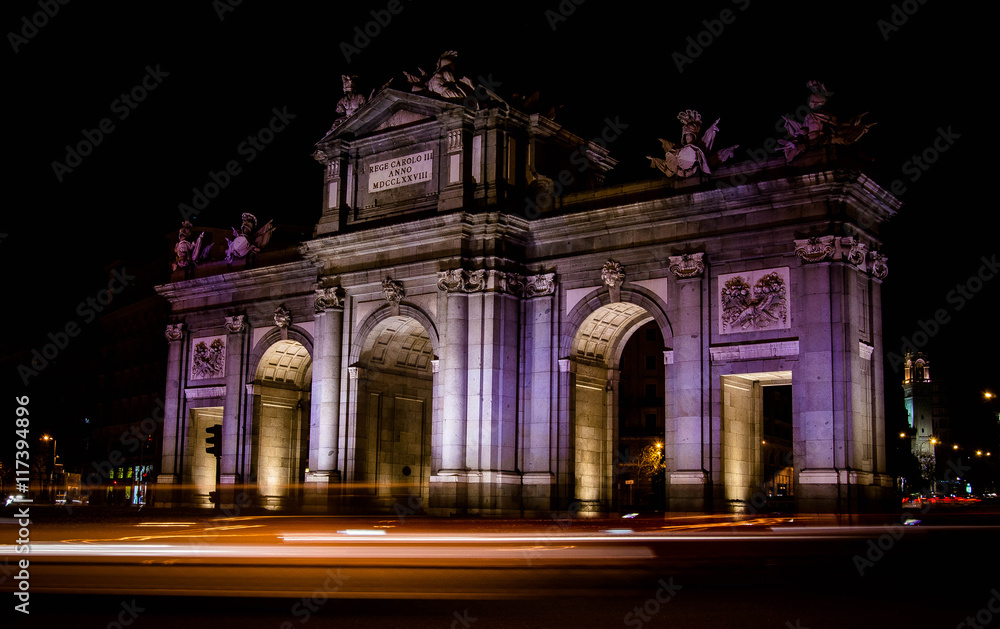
[41,434,57,500]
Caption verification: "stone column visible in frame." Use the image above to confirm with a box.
[306,288,344,511]
[220,315,247,508]
[437,270,471,473]
[667,254,708,510]
[157,323,185,507]
[522,273,557,512]
[868,254,889,484]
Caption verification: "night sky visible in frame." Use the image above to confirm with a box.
[4,2,996,447]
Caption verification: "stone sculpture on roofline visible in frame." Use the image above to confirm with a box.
[172,221,212,272]
[648,109,739,178]
[224,212,276,263]
[777,80,875,162]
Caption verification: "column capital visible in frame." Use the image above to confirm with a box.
[314,286,346,313]
[164,322,185,342]
[224,315,246,334]
[524,272,556,297]
[437,268,485,293]
[668,252,705,279]
[794,235,836,263]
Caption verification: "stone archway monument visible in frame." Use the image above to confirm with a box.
[157,62,899,515]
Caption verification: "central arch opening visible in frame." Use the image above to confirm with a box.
[355,315,433,511]
[570,301,665,512]
[252,339,312,509]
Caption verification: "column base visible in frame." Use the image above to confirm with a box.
[429,471,524,515]
[667,471,708,512]
[303,470,341,513]
[796,469,897,513]
[153,474,179,508]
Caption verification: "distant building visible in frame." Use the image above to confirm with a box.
[902,352,952,482]
[153,60,900,515]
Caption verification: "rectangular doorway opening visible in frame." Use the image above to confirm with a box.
[721,371,792,513]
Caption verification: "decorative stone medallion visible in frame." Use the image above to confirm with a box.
[718,267,790,334]
[191,336,226,379]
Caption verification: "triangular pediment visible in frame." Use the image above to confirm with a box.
[318,89,464,142]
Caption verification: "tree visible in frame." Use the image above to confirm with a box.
[635,444,665,479]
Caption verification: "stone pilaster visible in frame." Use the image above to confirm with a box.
[522,273,557,511]
[437,270,471,474]
[307,288,344,511]
[667,254,707,510]
[157,322,185,507]
[221,314,247,508]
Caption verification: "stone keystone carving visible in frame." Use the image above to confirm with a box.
[524,273,556,297]
[648,109,738,178]
[273,306,291,329]
[868,251,889,280]
[668,253,705,278]
[602,259,625,303]
[794,236,836,263]
[164,323,184,342]
[314,287,345,313]
[224,315,246,334]
[382,277,404,315]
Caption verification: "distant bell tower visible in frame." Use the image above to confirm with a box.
[902,352,934,460]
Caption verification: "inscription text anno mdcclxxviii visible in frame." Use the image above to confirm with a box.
[368,150,433,193]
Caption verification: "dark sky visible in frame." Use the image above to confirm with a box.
[4,2,996,440]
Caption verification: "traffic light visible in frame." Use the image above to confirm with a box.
[205,424,221,458]
[208,491,219,505]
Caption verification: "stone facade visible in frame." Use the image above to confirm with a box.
[154,83,900,515]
